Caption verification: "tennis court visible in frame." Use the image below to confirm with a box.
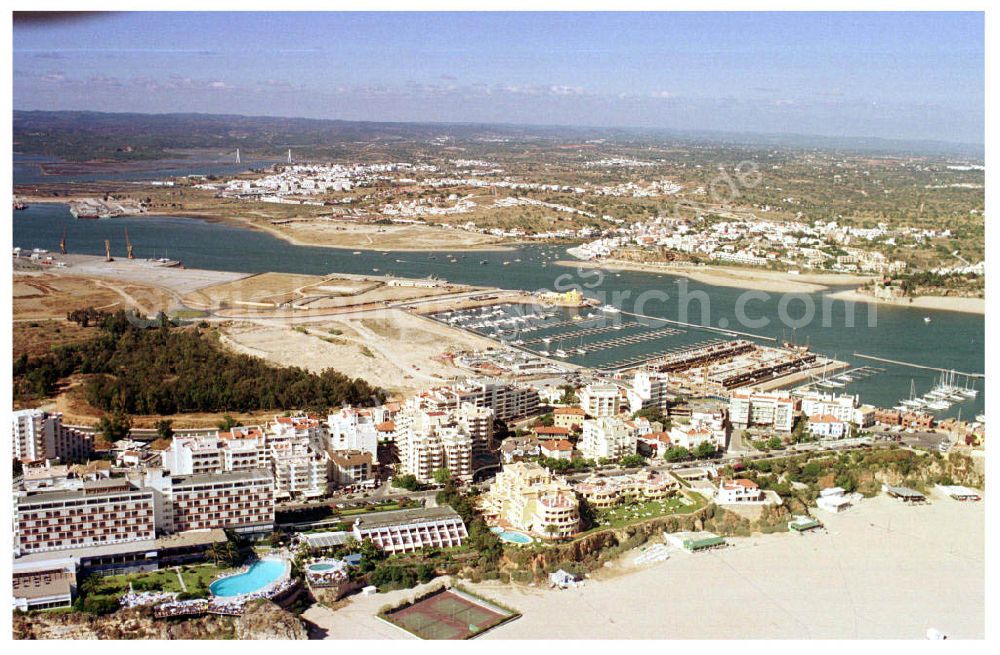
[382,588,516,639]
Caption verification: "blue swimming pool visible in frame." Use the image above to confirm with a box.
[209,559,287,597]
[308,562,336,572]
[490,527,533,545]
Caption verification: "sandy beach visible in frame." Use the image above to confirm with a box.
[827,289,985,316]
[556,260,874,294]
[305,492,983,639]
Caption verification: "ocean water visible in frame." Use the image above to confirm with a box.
[12,203,984,417]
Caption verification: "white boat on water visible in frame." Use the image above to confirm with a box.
[600,305,621,314]
[555,349,569,358]
[927,400,951,411]
[538,349,550,356]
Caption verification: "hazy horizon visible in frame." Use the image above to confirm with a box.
[13,12,985,145]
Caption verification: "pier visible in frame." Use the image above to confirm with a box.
[521,321,646,345]
[618,309,777,343]
[540,326,686,354]
[853,353,984,379]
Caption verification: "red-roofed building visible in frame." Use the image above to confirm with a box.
[532,425,571,438]
[637,431,672,457]
[553,406,586,431]
[539,439,574,460]
[716,478,765,504]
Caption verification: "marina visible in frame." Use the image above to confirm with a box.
[12,203,985,416]
[890,371,981,414]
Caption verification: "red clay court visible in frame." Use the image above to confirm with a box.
[381,587,518,639]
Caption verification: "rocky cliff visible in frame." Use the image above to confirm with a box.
[13,601,307,640]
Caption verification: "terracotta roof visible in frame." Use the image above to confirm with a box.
[540,439,573,452]
[724,478,759,489]
[554,407,586,415]
[376,421,396,432]
[533,426,570,436]
[328,450,373,467]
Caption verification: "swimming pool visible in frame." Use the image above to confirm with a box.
[308,562,337,572]
[491,527,533,545]
[209,559,287,597]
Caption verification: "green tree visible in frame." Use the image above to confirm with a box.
[358,538,384,574]
[620,454,646,468]
[154,418,174,441]
[694,441,718,458]
[391,474,421,491]
[767,436,784,450]
[217,414,242,431]
[97,411,132,442]
[663,446,690,462]
[432,468,452,485]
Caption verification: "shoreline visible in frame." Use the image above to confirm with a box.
[17,196,520,254]
[303,493,983,639]
[555,259,874,294]
[826,289,985,316]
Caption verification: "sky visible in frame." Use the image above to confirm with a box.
[12,11,985,144]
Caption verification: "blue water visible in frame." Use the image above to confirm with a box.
[308,562,337,572]
[13,153,283,185]
[491,528,533,544]
[11,203,984,417]
[209,559,286,597]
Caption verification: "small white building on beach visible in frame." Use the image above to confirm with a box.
[816,486,853,514]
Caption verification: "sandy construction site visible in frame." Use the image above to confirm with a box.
[220,309,499,396]
[184,271,472,316]
[305,492,983,640]
[249,216,511,252]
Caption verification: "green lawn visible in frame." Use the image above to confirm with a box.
[84,563,230,601]
[582,491,707,533]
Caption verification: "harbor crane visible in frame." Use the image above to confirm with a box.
[235,148,241,164]
[125,228,135,259]
[59,227,67,255]
[104,240,113,262]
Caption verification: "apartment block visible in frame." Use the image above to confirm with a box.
[799,392,859,424]
[326,408,378,456]
[396,409,474,483]
[574,470,679,509]
[14,478,156,555]
[162,427,267,475]
[154,469,274,536]
[271,442,327,499]
[352,506,468,554]
[579,383,621,417]
[579,416,638,461]
[625,371,673,413]
[729,392,796,432]
[12,409,93,463]
[327,450,375,488]
[480,462,579,539]
[411,378,539,422]
[271,415,328,452]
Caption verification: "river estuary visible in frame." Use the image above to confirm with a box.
[12,203,985,417]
